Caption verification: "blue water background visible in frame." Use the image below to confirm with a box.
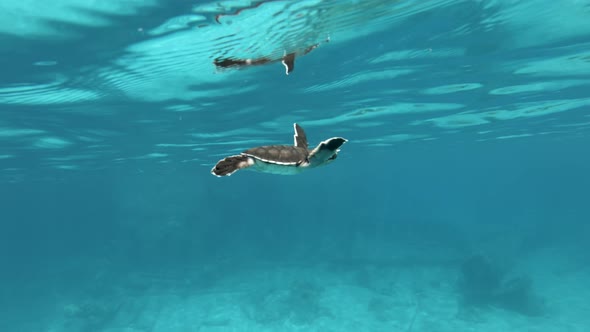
[1,0,589,331]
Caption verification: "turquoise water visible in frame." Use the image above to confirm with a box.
[1,0,590,330]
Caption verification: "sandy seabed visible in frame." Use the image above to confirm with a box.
[43,248,588,332]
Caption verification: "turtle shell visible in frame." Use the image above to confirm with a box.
[242,145,308,165]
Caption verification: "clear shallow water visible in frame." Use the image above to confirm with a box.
[1,0,589,331]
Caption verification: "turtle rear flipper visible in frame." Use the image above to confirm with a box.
[211,155,252,177]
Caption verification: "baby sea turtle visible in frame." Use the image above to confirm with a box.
[211,123,347,177]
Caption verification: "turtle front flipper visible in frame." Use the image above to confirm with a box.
[308,137,348,166]
[211,155,252,177]
[281,52,296,75]
[293,123,308,149]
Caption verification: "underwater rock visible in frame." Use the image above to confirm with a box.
[495,276,546,316]
[458,254,545,316]
[458,254,502,306]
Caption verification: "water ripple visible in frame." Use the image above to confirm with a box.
[0,80,100,105]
